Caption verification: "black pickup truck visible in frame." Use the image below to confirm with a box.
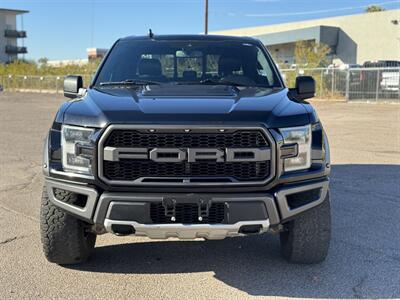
[41,34,331,265]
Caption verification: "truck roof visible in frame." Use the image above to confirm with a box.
[120,34,259,43]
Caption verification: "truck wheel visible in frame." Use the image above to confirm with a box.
[279,192,331,264]
[40,186,96,265]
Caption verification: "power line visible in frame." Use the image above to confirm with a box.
[90,0,95,47]
[205,0,209,34]
[245,0,400,17]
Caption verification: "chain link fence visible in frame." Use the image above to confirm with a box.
[0,75,93,94]
[1,68,399,102]
[280,67,400,102]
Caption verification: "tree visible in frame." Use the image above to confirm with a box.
[294,40,330,68]
[38,57,49,65]
[365,5,385,13]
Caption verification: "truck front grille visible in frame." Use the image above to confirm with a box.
[99,126,275,186]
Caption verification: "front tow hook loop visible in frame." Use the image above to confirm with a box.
[198,199,210,221]
[163,198,176,222]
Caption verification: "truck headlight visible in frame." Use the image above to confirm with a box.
[279,125,311,172]
[61,125,95,175]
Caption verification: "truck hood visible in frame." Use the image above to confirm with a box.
[62,86,311,128]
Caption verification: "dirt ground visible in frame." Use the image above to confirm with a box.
[0,92,399,299]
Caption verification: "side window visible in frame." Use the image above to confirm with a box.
[257,50,275,86]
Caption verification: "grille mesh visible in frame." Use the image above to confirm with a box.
[102,129,271,182]
[104,160,270,181]
[150,202,225,224]
[105,130,268,148]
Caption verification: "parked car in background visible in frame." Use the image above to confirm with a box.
[361,60,400,97]
[347,65,363,90]
[343,60,400,99]
[372,61,400,93]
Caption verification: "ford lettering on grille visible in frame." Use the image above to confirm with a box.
[104,147,271,163]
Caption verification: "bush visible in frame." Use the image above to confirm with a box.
[0,59,101,77]
[0,59,101,91]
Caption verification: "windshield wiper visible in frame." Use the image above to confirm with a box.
[199,78,272,88]
[99,79,161,86]
[199,78,247,86]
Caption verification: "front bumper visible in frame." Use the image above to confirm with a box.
[45,177,329,239]
[104,220,270,240]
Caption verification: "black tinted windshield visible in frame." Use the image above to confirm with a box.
[94,39,282,88]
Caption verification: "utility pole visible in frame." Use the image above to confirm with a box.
[204,0,209,35]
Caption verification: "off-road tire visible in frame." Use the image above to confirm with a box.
[280,192,331,264]
[40,186,96,265]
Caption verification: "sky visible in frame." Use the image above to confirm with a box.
[2,0,400,60]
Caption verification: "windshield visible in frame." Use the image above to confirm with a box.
[94,39,282,88]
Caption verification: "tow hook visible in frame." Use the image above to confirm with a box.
[198,199,210,221]
[163,198,176,221]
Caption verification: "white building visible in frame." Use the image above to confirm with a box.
[87,48,108,60]
[46,59,89,67]
[213,10,400,65]
[0,8,28,63]
[45,48,109,67]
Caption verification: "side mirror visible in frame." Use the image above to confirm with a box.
[293,76,315,100]
[64,75,83,99]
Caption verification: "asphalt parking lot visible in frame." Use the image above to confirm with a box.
[0,92,399,299]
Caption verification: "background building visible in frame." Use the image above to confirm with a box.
[87,48,108,61]
[45,48,108,66]
[46,59,89,67]
[213,10,400,66]
[0,8,28,63]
